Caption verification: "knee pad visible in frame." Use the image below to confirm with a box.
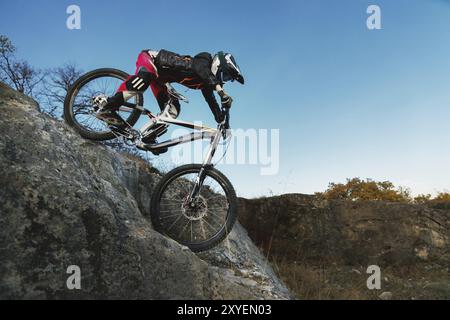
[125,69,154,92]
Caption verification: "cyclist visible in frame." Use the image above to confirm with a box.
[93,49,244,144]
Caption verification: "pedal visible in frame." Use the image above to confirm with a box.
[136,143,148,151]
[142,125,168,144]
[137,140,168,155]
[155,126,168,138]
[150,147,169,155]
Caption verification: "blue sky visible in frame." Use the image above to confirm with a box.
[1,0,450,197]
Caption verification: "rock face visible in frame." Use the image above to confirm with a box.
[239,194,449,299]
[239,194,449,266]
[0,83,291,300]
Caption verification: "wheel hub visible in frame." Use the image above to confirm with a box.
[182,196,208,221]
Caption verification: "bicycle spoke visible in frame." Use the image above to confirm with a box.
[69,73,140,135]
[208,209,227,221]
[160,201,184,206]
[161,198,184,206]
[167,214,184,232]
[201,217,219,233]
[159,210,182,215]
[200,220,207,240]
[178,219,191,238]
[156,169,233,247]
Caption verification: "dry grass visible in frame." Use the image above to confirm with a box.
[270,257,449,300]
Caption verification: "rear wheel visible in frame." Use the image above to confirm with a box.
[64,68,143,141]
[150,164,238,252]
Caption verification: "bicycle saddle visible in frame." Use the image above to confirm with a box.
[166,83,189,103]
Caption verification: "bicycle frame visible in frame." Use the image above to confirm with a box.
[119,102,227,170]
[118,102,229,203]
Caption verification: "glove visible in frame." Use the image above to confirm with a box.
[218,90,233,109]
[214,109,225,123]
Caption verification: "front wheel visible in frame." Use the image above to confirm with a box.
[64,68,143,141]
[150,164,238,252]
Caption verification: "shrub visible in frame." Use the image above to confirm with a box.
[320,178,450,208]
[421,192,450,209]
[320,178,411,202]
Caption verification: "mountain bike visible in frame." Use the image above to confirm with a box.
[64,68,238,252]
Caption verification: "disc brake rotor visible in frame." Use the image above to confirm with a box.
[181,195,208,221]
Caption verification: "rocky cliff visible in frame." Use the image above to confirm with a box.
[0,83,291,300]
[2,82,448,300]
[239,194,449,299]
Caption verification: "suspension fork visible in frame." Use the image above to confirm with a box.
[187,125,224,204]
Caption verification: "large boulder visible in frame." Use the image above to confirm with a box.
[0,83,291,300]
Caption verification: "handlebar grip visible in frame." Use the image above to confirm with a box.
[222,108,230,127]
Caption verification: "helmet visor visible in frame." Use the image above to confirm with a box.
[222,71,233,82]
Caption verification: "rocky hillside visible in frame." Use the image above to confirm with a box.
[0,83,291,300]
[1,82,448,300]
[239,194,449,299]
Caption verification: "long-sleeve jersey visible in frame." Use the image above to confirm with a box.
[154,50,222,120]
[115,49,223,122]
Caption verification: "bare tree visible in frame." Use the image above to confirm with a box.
[38,63,83,118]
[0,35,145,158]
[38,62,144,156]
[0,35,45,98]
